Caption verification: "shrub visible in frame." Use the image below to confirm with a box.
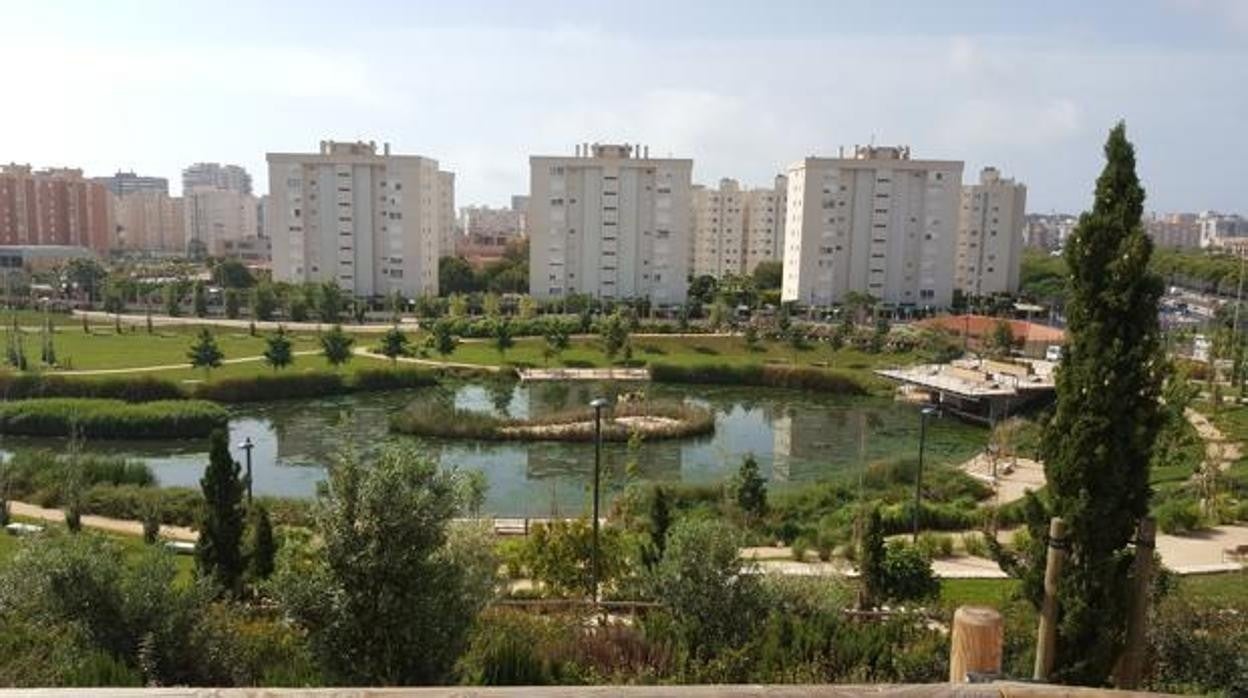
[879,542,939,604]
[350,367,439,392]
[649,362,869,395]
[0,398,227,439]
[0,372,185,402]
[1155,496,1205,534]
[961,532,990,558]
[914,531,955,560]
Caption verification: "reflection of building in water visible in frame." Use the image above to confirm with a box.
[771,408,860,481]
[525,439,682,485]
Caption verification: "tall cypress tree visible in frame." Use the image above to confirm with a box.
[1042,122,1164,684]
[197,429,246,596]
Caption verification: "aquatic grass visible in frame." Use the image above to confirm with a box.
[193,367,439,403]
[649,362,872,395]
[0,371,186,402]
[0,398,227,439]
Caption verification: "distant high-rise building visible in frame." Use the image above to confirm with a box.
[458,204,526,267]
[1145,213,1201,250]
[113,191,185,253]
[529,142,692,304]
[183,187,257,255]
[0,164,113,252]
[691,175,787,279]
[510,194,530,215]
[182,162,252,195]
[1199,211,1248,249]
[955,167,1027,296]
[782,145,962,307]
[438,170,457,260]
[266,139,448,297]
[93,171,169,197]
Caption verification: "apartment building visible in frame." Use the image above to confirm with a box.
[0,164,113,253]
[955,167,1027,296]
[438,170,457,258]
[182,162,253,195]
[267,139,449,298]
[93,171,169,197]
[458,203,526,267]
[113,191,185,253]
[744,175,787,273]
[1146,213,1201,250]
[782,145,962,308]
[1199,212,1248,249]
[529,143,692,305]
[691,179,746,278]
[184,187,257,255]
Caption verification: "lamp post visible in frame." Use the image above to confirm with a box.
[589,397,610,606]
[238,437,255,505]
[913,405,938,543]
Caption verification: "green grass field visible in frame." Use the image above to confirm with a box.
[940,571,1248,612]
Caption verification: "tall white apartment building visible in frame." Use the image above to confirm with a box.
[267,140,449,298]
[529,143,692,305]
[691,179,746,278]
[184,187,257,255]
[113,191,185,253]
[691,175,788,279]
[782,145,963,308]
[955,167,1027,296]
[744,175,787,273]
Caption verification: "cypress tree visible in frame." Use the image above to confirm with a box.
[246,504,276,582]
[859,505,886,609]
[1041,122,1165,684]
[197,429,246,596]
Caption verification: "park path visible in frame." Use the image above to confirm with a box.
[1185,407,1241,473]
[353,347,502,373]
[8,501,198,542]
[55,350,322,376]
[73,310,400,334]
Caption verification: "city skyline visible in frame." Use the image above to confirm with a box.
[1,0,1245,213]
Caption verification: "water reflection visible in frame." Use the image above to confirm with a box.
[1,381,985,517]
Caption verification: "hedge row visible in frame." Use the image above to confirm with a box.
[0,398,228,439]
[649,362,870,395]
[0,367,440,406]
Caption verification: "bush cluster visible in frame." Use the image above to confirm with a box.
[0,398,227,439]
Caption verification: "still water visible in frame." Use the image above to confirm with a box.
[5,381,985,517]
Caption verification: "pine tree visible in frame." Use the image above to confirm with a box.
[197,430,246,596]
[263,326,294,370]
[733,454,768,522]
[187,328,224,377]
[492,317,514,359]
[320,324,354,368]
[246,504,276,583]
[379,325,409,365]
[1039,123,1165,684]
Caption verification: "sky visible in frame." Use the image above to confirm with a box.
[1,0,1244,214]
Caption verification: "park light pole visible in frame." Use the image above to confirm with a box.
[589,397,610,606]
[913,405,939,542]
[239,436,255,505]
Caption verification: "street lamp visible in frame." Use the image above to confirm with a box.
[589,397,611,606]
[238,437,255,505]
[913,405,939,543]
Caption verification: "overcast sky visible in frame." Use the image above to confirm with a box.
[1,0,1244,214]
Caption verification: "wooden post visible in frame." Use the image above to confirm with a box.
[949,606,1003,683]
[1115,516,1156,689]
[1033,517,1067,681]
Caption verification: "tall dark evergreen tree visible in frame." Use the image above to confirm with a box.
[196,430,246,596]
[1041,122,1165,684]
[246,505,276,583]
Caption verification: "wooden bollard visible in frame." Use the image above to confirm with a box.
[949,605,1003,683]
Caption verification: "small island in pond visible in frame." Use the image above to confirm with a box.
[390,400,714,442]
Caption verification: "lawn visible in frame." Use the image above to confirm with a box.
[33,325,322,371]
[939,571,1248,612]
[418,333,922,375]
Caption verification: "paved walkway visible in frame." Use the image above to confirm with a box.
[353,348,501,373]
[9,501,198,542]
[959,452,1046,506]
[1185,407,1241,472]
[56,350,322,376]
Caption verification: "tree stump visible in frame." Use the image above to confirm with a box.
[949,605,1003,683]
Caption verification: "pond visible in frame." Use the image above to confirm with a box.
[3,381,987,517]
